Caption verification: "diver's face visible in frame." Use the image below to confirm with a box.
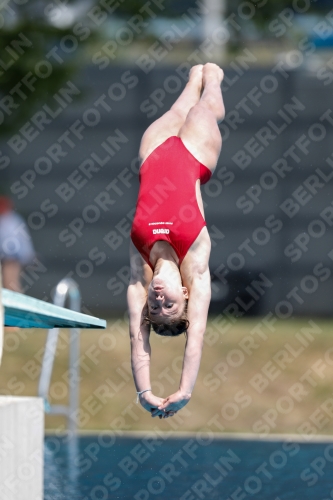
[147,277,187,321]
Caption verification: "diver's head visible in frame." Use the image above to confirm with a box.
[146,275,189,336]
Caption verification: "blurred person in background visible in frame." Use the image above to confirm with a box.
[128,63,224,418]
[0,191,36,292]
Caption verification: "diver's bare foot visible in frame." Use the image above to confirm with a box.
[188,64,204,95]
[202,63,224,86]
[189,64,204,80]
[201,63,225,122]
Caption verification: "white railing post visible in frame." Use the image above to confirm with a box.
[38,278,81,434]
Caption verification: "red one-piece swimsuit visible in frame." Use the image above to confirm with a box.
[130,136,212,269]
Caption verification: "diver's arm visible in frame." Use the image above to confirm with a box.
[127,243,165,413]
[128,281,168,414]
[180,268,211,393]
[127,242,152,394]
[158,268,211,412]
[127,281,151,392]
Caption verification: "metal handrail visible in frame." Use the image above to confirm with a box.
[38,278,81,434]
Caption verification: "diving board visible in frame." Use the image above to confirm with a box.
[3,289,107,329]
[0,272,106,499]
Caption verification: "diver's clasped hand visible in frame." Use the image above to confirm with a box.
[139,390,190,419]
[138,391,175,419]
[157,389,191,414]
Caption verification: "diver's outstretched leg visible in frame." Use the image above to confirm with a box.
[139,65,203,163]
[179,63,225,173]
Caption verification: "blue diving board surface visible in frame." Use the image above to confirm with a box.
[3,289,107,329]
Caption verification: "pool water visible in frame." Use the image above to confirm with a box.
[44,434,333,499]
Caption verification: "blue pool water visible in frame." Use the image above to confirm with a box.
[44,434,333,499]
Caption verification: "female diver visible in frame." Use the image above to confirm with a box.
[128,63,225,418]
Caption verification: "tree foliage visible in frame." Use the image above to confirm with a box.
[0,0,328,135]
[0,1,98,135]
